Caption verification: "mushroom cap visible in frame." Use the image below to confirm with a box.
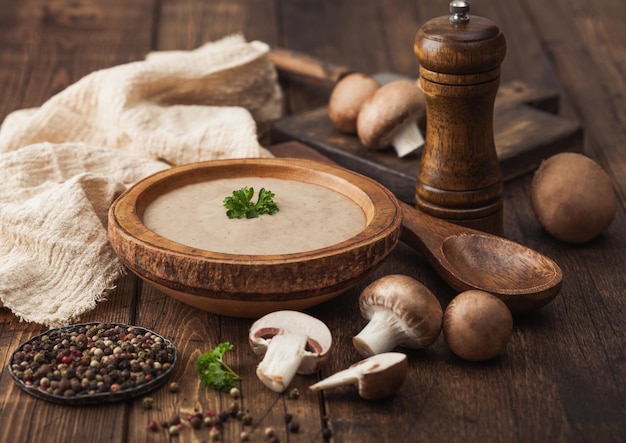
[443,290,513,361]
[248,310,332,374]
[530,152,617,243]
[351,352,409,400]
[328,73,380,134]
[358,274,443,348]
[356,80,426,150]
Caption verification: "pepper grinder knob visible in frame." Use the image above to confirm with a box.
[414,1,506,234]
[449,1,470,23]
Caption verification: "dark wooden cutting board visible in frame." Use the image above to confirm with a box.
[269,80,583,203]
[267,47,583,203]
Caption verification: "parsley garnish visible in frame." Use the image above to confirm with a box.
[223,187,279,219]
[195,342,242,392]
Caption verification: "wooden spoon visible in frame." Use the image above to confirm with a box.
[270,142,563,313]
[399,201,563,313]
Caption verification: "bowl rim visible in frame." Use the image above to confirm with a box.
[110,157,402,263]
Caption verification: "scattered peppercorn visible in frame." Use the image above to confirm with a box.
[209,427,222,441]
[146,420,159,432]
[189,415,203,429]
[142,396,154,409]
[227,401,239,417]
[241,413,253,426]
[168,414,181,426]
[168,381,179,393]
[240,430,251,441]
[264,427,275,438]
[230,387,241,398]
[168,425,179,435]
[288,421,300,433]
[288,388,300,400]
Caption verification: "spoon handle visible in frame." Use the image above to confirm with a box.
[399,201,464,256]
[399,201,464,287]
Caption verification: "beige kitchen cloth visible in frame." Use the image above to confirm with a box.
[0,35,284,327]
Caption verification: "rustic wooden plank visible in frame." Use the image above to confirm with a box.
[0,1,624,442]
[501,183,626,443]
[0,0,155,122]
[130,2,327,442]
[155,0,280,50]
[521,0,626,205]
[276,0,392,114]
[126,282,328,442]
[271,141,626,443]
[0,1,154,442]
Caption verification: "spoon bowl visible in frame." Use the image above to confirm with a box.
[400,201,563,313]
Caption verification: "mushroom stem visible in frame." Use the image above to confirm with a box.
[389,120,424,157]
[256,331,308,393]
[352,309,408,357]
[309,367,360,391]
[309,352,408,400]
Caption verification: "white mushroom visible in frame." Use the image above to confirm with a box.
[328,73,380,134]
[357,80,426,157]
[353,274,442,357]
[309,352,408,400]
[249,310,332,393]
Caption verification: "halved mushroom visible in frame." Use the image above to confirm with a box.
[309,352,408,400]
[249,310,332,393]
[353,274,442,357]
[357,80,426,157]
[328,73,380,134]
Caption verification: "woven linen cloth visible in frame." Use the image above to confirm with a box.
[0,35,283,327]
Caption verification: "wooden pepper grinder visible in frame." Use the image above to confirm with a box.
[414,1,506,234]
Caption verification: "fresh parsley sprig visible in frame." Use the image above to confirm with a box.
[195,342,242,392]
[223,187,279,219]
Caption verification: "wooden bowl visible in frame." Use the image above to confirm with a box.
[108,158,402,317]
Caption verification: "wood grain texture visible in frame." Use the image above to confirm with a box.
[0,0,624,442]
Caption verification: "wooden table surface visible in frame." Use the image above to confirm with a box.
[0,1,624,442]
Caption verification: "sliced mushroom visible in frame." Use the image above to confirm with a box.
[328,73,380,134]
[353,274,442,357]
[357,80,426,157]
[249,310,332,393]
[309,352,408,400]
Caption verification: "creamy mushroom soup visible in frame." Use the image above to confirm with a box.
[142,177,367,255]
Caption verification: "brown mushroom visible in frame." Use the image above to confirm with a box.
[356,80,426,157]
[249,310,332,392]
[530,152,617,243]
[328,73,380,134]
[352,274,443,357]
[443,290,513,361]
[309,352,408,400]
